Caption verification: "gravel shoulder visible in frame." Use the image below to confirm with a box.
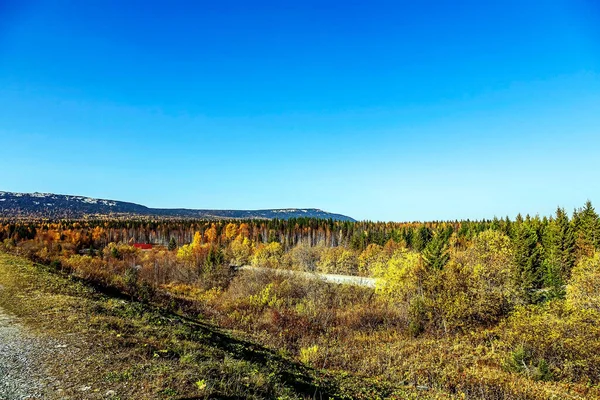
[0,307,48,400]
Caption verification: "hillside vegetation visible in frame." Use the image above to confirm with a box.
[0,253,432,399]
[0,191,355,221]
[1,201,600,399]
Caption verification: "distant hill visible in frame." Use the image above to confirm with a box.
[0,191,356,221]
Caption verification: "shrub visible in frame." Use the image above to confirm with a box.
[434,230,520,331]
[497,301,600,383]
[566,252,600,312]
[316,246,359,275]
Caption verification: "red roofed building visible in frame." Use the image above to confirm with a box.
[133,243,153,250]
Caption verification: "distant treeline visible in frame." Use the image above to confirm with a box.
[2,200,598,252]
[2,201,599,295]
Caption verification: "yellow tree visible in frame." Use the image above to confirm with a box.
[192,231,203,248]
[238,223,250,239]
[251,242,283,269]
[229,236,253,266]
[91,226,106,247]
[204,224,218,245]
[225,223,238,242]
[358,243,387,276]
[316,247,358,275]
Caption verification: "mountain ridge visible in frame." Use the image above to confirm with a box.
[0,191,356,221]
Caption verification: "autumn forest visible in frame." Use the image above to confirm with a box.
[0,200,599,398]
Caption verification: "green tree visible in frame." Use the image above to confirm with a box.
[573,200,600,256]
[541,207,576,298]
[413,226,432,252]
[168,237,177,251]
[422,232,449,270]
[513,221,542,303]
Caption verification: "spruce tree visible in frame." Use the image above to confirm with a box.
[556,207,576,279]
[573,200,600,256]
[513,222,542,303]
[422,233,449,270]
[541,208,574,299]
[402,227,414,249]
[413,226,432,252]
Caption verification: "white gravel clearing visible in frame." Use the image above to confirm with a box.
[239,266,377,288]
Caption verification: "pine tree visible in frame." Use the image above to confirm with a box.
[168,237,177,251]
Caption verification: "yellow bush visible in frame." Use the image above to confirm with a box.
[63,254,109,281]
[228,236,253,266]
[374,249,423,303]
[498,301,600,383]
[251,242,283,269]
[299,345,319,366]
[248,283,281,309]
[436,230,520,330]
[566,252,600,312]
[316,246,359,275]
[358,244,388,276]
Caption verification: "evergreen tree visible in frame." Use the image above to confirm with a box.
[168,237,177,251]
[541,209,574,299]
[500,216,513,237]
[573,200,600,256]
[413,226,432,252]
[513,222,542,303]
[402,227,414,248]
[491,217,501,231]
[422,232,449,270]
[554,208,576,278]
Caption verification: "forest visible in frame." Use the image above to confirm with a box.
[1,200,600,399]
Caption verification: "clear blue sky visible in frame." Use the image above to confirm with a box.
[1,0,599,221]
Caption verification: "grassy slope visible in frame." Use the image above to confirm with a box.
[0,253,441,400]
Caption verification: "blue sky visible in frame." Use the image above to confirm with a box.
[1,0,599,221]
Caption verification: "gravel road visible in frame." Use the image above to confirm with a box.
[0,308,47,400]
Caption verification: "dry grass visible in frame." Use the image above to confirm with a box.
[193,269,600,400]
[0,252,445,400]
